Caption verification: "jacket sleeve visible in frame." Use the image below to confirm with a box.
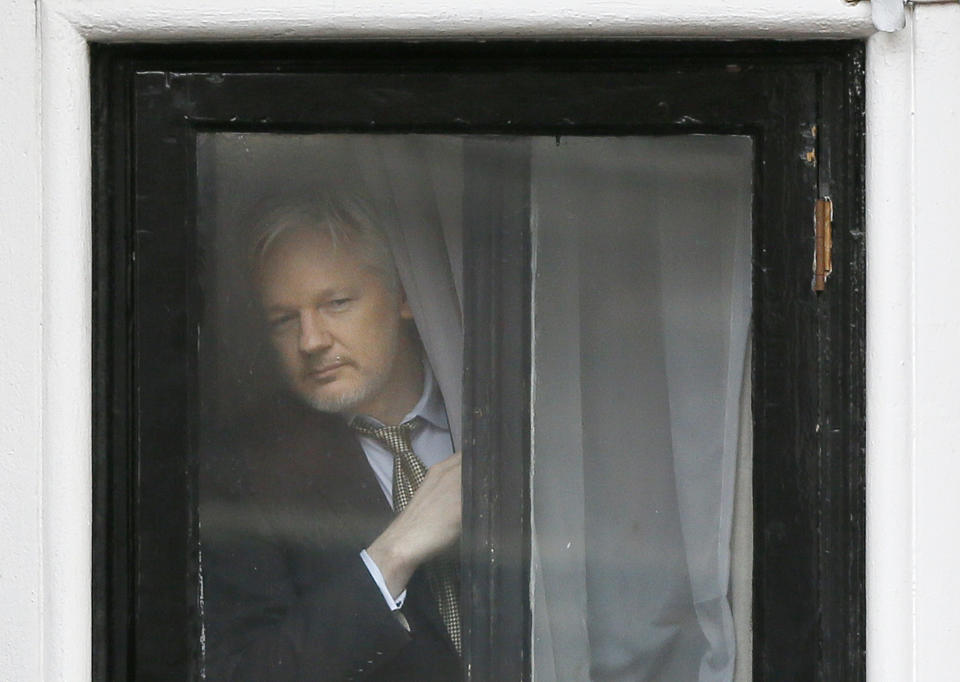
[201,505,412,682]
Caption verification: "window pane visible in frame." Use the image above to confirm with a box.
[531,136,754,682]
[194,132,752,681]
[196,134,469,681]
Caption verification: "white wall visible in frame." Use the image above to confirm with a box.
[2,1,959,680]
[0,1,43,680]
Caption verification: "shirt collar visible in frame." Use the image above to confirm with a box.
[403,360,449,430]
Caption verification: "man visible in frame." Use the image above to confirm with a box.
[201,195,463,681]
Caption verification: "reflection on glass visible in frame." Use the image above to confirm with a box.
[197,135,466,681]
[531,137,754,682]
[196,133,752,682]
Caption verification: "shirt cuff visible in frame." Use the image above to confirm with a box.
[360,549,407,611]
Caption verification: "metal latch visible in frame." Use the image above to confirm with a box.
[813,198,833,293]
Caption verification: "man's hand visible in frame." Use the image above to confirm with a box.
[365,453,462,598]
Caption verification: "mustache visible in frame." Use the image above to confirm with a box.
[302,353,351,373]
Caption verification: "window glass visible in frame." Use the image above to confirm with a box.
[197,133,468,680]
[196,132,752,681]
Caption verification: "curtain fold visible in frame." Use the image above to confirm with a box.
[352,137,465,450]
[652,136,753,682]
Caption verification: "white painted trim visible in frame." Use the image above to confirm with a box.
[22,0,958,681]
[866,19,917,682]
[39,7,93,680]
[910,7,960,679]
[49,0,874,41]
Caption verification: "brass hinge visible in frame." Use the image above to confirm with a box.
[813,197,833,292]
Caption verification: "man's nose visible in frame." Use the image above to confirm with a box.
[298,310,333,354]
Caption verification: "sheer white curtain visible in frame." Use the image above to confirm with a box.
[530,136,753,682]
[352,137,466,450]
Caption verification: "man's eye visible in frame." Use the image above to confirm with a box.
[269,315,296,332]
[327,298,352,310]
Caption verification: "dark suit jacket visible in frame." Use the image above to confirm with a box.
[200,396,462,681]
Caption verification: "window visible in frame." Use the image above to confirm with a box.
[93,42,865,681]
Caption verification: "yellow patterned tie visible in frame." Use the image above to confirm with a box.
[352,418,462,653]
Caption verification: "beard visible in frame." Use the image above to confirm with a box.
[297,365,393,416]
[275,317,416,418]
[290,334,401,417]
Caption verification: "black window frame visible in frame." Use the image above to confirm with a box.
[92,41,865,681]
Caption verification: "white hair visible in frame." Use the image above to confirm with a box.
[248,190,399,292]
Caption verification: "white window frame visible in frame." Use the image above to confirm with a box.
[2,1,959,680]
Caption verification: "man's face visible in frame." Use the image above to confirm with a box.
[258,225,413,417]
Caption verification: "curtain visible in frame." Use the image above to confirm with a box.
[530,136,753,681]
[353,137,466,450]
